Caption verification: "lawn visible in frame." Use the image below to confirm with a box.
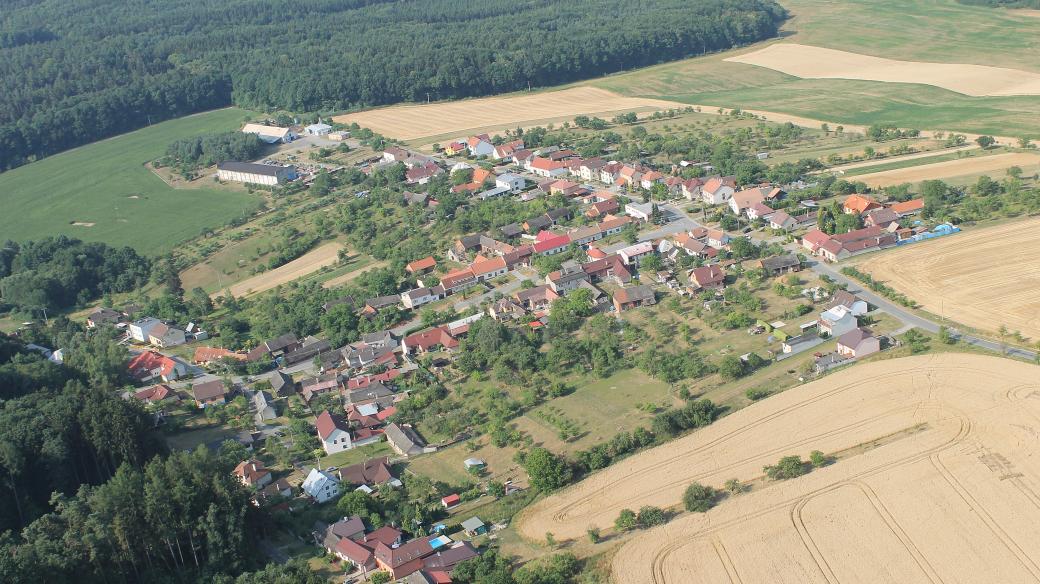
[0,108,262,256]
[319,440,393,469]
[587,0,1040,138]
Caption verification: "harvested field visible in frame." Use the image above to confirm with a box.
[217,242,343,298]
[517,354,1040,583]
[726,43,1040,97]
[857,219,1040,340]
[332,87,679,141]
[853,152,1040,187]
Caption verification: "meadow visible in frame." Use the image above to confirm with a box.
[0,108,260,255]
[589,0,1040,138]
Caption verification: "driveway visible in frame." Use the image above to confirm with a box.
[453,270,536,312]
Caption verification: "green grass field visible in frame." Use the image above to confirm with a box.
[589,0,1040,138]
[841,149,1001,177]
[0,108,261,255]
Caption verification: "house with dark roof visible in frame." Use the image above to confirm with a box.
[254,391,278,424]
[689,265,726,290]
[612,285,656,312]
[373,537,435,580]
[316,410,356,455]
[270,371,296,397]
[191,379,227,408]
[758,254,801,277]
[338,456,397,488]
[385,423,428,457]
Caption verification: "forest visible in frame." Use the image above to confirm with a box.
[0,237,152,314]
[0,0,786,171]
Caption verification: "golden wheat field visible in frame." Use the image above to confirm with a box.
[857,218,1040,339]
[332,87,679,141]
[854,152,1040,187]
[726,43,1040,97]
[517,353,1040,583]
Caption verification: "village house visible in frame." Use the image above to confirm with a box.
[532,231,572,256]
[819,225,898,261]
[617,241,655,266]
[801,229,833,254]
[373,537,435,580]
[843,194,882,215]
[246,333,301,362]
[233,459,272,489]
[384,423,428,457]
[819,305,858,338]
[889,198,924,217]
[254,391,278,423]
[700,176,737,205]
[546,264,590,294]
[338,456,399,489]
[401,287,441,309]
[406,256,436,275]
[599,161,623,184]
[625,201,654,223]
[191,379,227,408]
[193,346,246,366]
[681,177,706,201]
[706,229,731,249]
[470,255,508,282]
[405,162,443,185]
[465,134,495,157]
[758,254,801,277]
[496,173,525,191]
[828,290,869,316]
[612,285,656,312]
[746,202,775,221]
[493,139,525,160]
[863,207,901,228]
[689,265,726,291]
[489,298,525,321]
[672,232,714,258]
[836,328,881,359]
[317,410,361,454]
[87,307,122,328]
[444,141,467,156]
[514,285,559,311]
[439,268,477,294]
[578,158,607,181]
[597,214,632,237]
[640,170,666,190]
[728,188,767,216]
[128,317,162,343]
[527,157,569,178]
[147,322,186,348]
[585,198,619,219]
[567,224,605,246]
[769,209,816,231]
[302,468,340,503]
[132,383,173,403]
[127,351,186,383]
[402,327,459,355]
[271,371,296,397]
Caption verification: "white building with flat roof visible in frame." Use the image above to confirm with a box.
[217,162,298,186]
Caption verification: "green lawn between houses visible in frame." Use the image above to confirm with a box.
[0,108,261,255]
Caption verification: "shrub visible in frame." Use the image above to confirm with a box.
[683,483,716,513]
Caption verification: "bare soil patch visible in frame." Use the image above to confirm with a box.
[726,43,1040,97]
[332,87,680,141]
[70,221,95,227]
[858,218,1040,339]
[853,152,1040,187]
[217,242,344,298]
[517,354,1040,583]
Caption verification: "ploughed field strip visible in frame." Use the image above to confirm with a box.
[517,354,1040,583]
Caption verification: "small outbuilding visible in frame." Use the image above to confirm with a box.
[460,517,487,537]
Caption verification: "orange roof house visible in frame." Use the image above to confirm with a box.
[843,194,882,215]
[406,256,436,274]
[889,198,925,216]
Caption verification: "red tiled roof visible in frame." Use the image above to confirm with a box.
[406,256,436,273]
[316,410,351,441]
[404,327,459,352]
[843,194,880,214]
[133,384,172,402]
[336,537,374,566]
[127,351,178,379]
[889,199,924,214]
[470,255,507,277]
[532,232,571,254]
[192,346,245,364]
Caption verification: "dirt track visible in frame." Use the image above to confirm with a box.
[516,354,1040,583]
[727,43,1040,97]
[332,87,679,141]
[217,242,343,298]
[858,218,1040,339]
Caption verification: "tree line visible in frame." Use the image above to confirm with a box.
[0,0,787,171]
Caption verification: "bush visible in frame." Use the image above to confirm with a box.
[615,508,637,531]
[764,455,808,480]
[637,505,667,528]
[683,482,716,513]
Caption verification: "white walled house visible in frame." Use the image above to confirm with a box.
[128,317,163,343]
[700,177,736,205]
[496,173,526,192]
[316,410,355,454]
[305,123,332,136]
[241,123,296,143]
[302,468,340,503]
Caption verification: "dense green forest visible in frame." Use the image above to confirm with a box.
[0,237,151,314]
[0,0,786,171]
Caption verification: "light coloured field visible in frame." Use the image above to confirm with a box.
[217,242,343,298]
[853,152,1040,187]
[517,353,1040,583]
[726,43,1040,97]
[858,219,1040,340]
[332,87,679,141]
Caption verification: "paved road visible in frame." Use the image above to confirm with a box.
[601,202,706,253]
[801,254,1037,361]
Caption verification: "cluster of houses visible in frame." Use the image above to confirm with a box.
[801,195,925,261]
[88,308,209,349]
[317,513,480,581]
